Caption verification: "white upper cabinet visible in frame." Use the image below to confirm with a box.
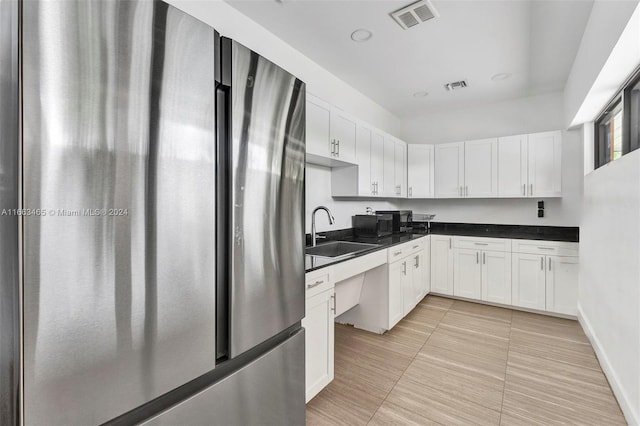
[305,94,356,165]
[394,141,407,197]
[355,124,373,196]
[498,134,528,197]
[407,144,434,198]
[370,132,384,196]
[330,110,357,164]
[464,138,498,198]
[528,131,562,197]
[382,135,397,197]
[435,142,465,198]
[306,94,332,160]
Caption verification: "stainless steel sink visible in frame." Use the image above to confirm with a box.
[305,241,379,258]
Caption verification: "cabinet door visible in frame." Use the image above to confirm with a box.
[370,132,384,196]
[302,288,334,403]
[407,144,435,198]
[498,135,528,197]
[388,260,405,329]
[454,248,482,299]
[355,125,373,196]
[546,256,578,315]
[330,110,357,163]
[394,141,407,197]
[481,250,512,305]
[465,138,498,197]
[434,142,464,198]
[412,251,426,306]
[382,136,397,197]
[512,253,546,310]
[306,95,332,158]
[528,131,562,197]
[400,258,415,316]
[430,236,454,295]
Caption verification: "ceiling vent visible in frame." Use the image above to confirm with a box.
[444,80,469,91]
[391,0,439,30]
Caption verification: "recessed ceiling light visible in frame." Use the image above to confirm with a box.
[413,91,429,98]
[491,73,511,81]
[350,29,373,42]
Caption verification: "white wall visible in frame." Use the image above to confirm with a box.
[578,150,640,426]
[166,0,400,136]
[400,91,564,144]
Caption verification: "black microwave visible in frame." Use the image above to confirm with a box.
[375,210,413,233]
[353,214,393,238]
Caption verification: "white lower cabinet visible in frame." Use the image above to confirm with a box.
[512,253,547,310]
[388,260,405,329]
[481,250,512,305]
[546,255,579,315]
[453,248,482,299]
[303,270,335,403]
[430,235,454,295]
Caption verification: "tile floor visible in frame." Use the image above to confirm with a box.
[306,296,627,425]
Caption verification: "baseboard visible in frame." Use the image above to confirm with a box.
[577,303,638,426]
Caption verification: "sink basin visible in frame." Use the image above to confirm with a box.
[305,241,379,258]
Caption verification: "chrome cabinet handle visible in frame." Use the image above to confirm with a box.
[523,184,526,196]
[538,247,554,250]
[530,183,533,195]
[409,187,412,197]
[412,245,420,249]
[402,261,407,275]
[394,251,402,256]
[474,242,489,246]
[476,252,479,264]
[331,293,336,313]
[376,182,379,195]
[459,186,463,196]
[549,258,552,271]
[483,252,485,264]
[540,257,544,270]
[415,255,419,268]
[331,139,336,156]
[466,185,468,196]
[307,279,324,289]
[449,238,452,249]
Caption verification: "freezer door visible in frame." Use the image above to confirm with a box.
[229,41,306,357]
[144,329,305,426]
[0,0,19,424]
[22,1,216,424]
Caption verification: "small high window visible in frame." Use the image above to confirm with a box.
[594,68,640,169]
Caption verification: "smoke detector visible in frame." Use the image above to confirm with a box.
[444,80,469,91]
[391,0,439,30]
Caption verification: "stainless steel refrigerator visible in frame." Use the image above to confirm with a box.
[0,1,306,424]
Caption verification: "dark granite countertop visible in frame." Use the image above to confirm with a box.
[305,232,428,273]
[305,222,579,273]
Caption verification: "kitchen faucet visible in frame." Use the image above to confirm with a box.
[311,206,335,246]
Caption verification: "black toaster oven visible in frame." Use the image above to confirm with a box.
[352,214,393,238]
[375,210,413,233]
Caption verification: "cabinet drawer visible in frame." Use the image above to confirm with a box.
[305,269,333,298]
[454,236,511,252]
[388,238,425,262]
[512,239,579,256]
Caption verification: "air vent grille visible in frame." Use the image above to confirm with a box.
[391,0,439,30]
[444,80,469,91]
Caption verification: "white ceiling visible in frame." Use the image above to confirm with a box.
[225,0,594,118]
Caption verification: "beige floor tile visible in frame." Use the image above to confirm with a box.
[418,343,507,380]
[449,299,513,323]
[422,295,455,310]
[402,354,505,411]
[426,323,510,361]
[511,310,590,343]
[385,375,501,425]
[439,310,512,339]
[368,400,441,426]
